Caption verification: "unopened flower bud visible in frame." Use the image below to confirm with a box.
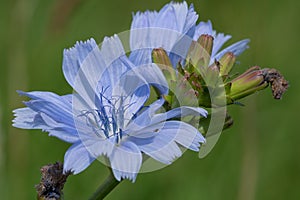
[152,48,176,82]
[197,34,214,57]
[188,34,214,69]
[219,52,236,76]
[228,66,268,101]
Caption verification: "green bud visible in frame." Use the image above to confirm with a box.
[197,34,214,57]
[219,52,236,76]
[152,48,176,82]
[188,34,214,72]
[228,66,268,101]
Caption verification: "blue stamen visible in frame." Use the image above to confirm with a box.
[79,89,137,144]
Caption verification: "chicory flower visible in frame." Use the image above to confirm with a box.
[129,1,249,67]
[13,35,207,182]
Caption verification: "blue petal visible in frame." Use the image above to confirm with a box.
[151,106,208,125]
[159,121,205,151]
[193,20,214,40]
[211,33,232,59]
[98,59,167,124]
[128,63,169,95]
[139,139,182,165]
[129,120,204,164]
[78,136,115,158]
[214,39,250,61]
[129,122,182,164]
[129,2,197,66]
[19,91,74,127]
[13,107,47,129]
[63,38,98,88]
[126,98,165,131]
[63,142,96,174]
[40,113,79,143]
[13,100,80,143]
[154,2,197,34]
[130,11,157,66]
[97,35,134,99]
[110,141,142,182]
[131,11,157,29]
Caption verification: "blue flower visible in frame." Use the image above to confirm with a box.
[13,35,207,182]
[129,1,249,67]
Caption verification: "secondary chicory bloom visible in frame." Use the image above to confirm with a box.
[129,1,249,67]
[13,35,207,182]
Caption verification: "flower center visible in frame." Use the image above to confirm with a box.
[79,90,136,144]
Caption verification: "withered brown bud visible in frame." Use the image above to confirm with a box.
[262,68,289,99]
[35,162,72,200]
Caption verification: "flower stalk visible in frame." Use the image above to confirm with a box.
[88,171,121,200]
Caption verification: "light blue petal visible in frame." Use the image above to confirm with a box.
[140,140,182,164]
[66,38,108,110]
[46,129,79,143]
[98,60,167,125]
[129,122,182,164]
[126,98,164,131]
[193,20,214,40]
[130,11,157,66]
[214,39,250,61]
[129,49,153,67]
[110,141,142,182]
[13,107,46,129]
[151,1,194,53]
[131,11,157,29]
[19,91,74,128]
[159,121,205,151]
[129,120,204,158]
[13,106,80,143]
[154,2,197,33]
[63,142,96,174]
[211,33,232,58]
[129,2,197,66]
[40,113,79,143]
[151,106,208,125]
[129,63,169,95]
[182,4,198,36]
[100,34,127,67]
[63,38,98,88]
[78,136,115,159]
[97,35,133,99]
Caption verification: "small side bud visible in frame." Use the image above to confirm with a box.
[152,48,176,81]
[227,66,289,102]
[219,52,236,76]
[228,66,268,101]
[197,34,214,57]
[188,34,214,70]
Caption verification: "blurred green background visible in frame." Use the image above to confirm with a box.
[0,0,299,199]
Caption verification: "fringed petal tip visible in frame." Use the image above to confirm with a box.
[63,143,96,175]
[112,169,138,183]
[63,38,97,53]
[200,108,208,118]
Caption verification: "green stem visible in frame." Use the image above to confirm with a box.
[88,172,121,200]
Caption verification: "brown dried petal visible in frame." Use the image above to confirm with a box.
[263,68,289,99]
[35,162,72,200]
